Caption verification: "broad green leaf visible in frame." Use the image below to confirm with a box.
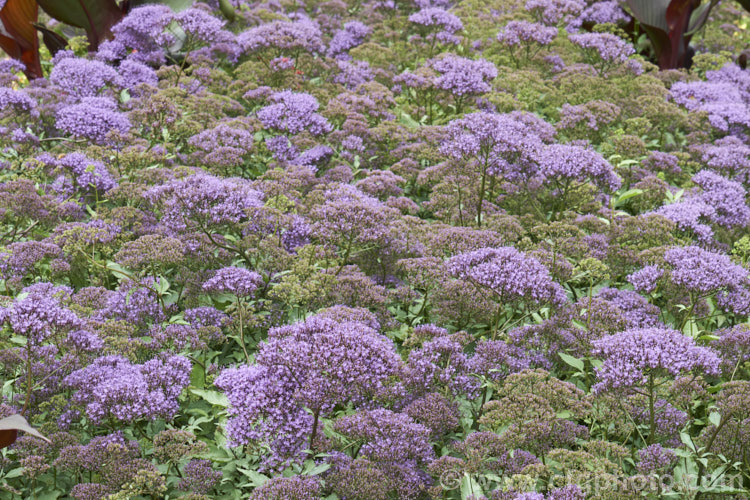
[460,474,482,500]
[238,468,269,487]
[614,188,643,207]
[708,411,721,427]
[304,462,330,476]
[2,467,24,479]
[190,364,205,389]
[558,352,584,371]
[190,388,229,407]
[218,0,235,21]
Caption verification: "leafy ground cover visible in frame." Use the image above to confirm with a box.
[1,0,750,498]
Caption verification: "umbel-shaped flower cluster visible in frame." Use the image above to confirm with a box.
[64,354,191,424]
[592,327,721,393]
[215,311,404,468]
[447,246,569,307]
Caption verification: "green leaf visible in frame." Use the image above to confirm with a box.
[190,364,205,389]
[190,388,229,407]
[130,0,195,11]
[238,468,269,487]
[303,462,331,476]
[9,335,27,346]
[614,188,643,207]
[217,0,235,21]
[155,277,170,295]
[558,352,584,371]
[708,411,721,427]
[398,112,420,128]
[2,467,24,479]
[460,474,483,500]
[680,431,696,452]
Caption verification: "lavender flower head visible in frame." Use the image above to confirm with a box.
[257,91,332,136]
[691,170,750,229]
[56,97,130,144]
[215,314,404,467]
[525,0,585,25]
[0,286,81,344]
[48,152,118,195]
[409,7,463,44]
[327,21,371,58]
[569,32,634,73]
[446,247,569,307]
[440,112,549,180]
[177,459,222,495]
[591,327,720,393]
[405,335,480,398]
[64,354,191,424]
[144,173,263,231]
[497,20,557,47]
[567,1,630,31]
[637,444,677,474]
[538,143,621,191]
[664,245,747,295]
[248,476,320,500]
[0,87,38,116]
[670,65,750,132]
[334,409,434,464]
[430,54,497,97]
[239,20,324,56]
[203,267,262,297]
[49,57,120,98]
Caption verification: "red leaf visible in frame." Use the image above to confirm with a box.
[37,0,125,50]
[0,414,50,449]
[0,0,42,78]
[0,429,18,449]
[664,0,699,68]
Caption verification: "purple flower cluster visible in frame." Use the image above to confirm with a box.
[409,7,463,45]
[430,54,498,97]
[2,0,750,497]
[49,57,120,98]
[239,20,324,56]
[328,21,371,58]
[538,143,621,191]
[671,64,750,132]
[46,152,118,195]
[446,247,568,307]
[64,354,191,424]
[525,0,585,25]
[145,173,264,230]
[569,32,634,73]
[215,314,403,467]
[497,20,558,47]
[0,286,80,344]
[257,90,332,135]
[97,5,174,64]
[56,97,131,144]
[440,111,550,179]
[202,267,262,297]
[637,444,677,474]
[592,327,720,393]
